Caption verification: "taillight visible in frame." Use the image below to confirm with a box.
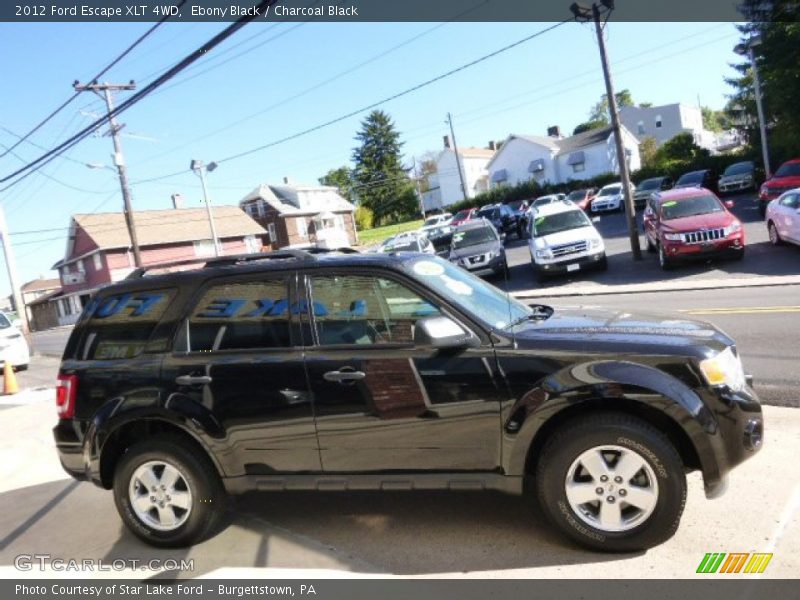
[56,374,77,419]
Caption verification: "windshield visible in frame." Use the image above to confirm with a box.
[424,216,441,227]
[677,171,704,185]
[452,226,497,249]
[507,199,525,211]
[477,208,498,220]
[567,190,586,201]
[533,210,591,237]
[660,195,723,220]
[533,197,555,206]
[0,314,10,329]
[453,209,471,221]
[724,162,753,176]
[775,162,800,178]
[598,186,620,196]
[406,256,531,330]
[639,178,661,190]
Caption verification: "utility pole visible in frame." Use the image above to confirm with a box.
[447,112,468,203]
[0,203,30,336]
[73,81,143,267]
[571,1,641,260]
[735,37,770,178]
[190,160,221,257]
[411,157,426,218]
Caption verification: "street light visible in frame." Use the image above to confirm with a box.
[734,35,771,178]
[190,159,221,257]
[571,0,641,260]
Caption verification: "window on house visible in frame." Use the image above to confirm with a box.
[637,121,645,135]
[93,254,102,271]
[572,163,585,173]
[296,218,308,238]
[76,259,85,273]
[194,239,216,257]
[244,235,260,254]
[655,115,663,129]
[257,201,265,217]
[267,223,277,243]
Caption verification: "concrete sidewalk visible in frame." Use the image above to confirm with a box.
[0,400,797,579]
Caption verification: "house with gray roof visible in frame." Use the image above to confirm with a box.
[486,125,641,189]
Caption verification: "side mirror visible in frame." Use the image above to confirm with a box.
[724,200,735,209]
[500,232,507,241]
[413,315,479,350]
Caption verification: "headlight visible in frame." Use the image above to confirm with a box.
[589,237,603,250]
[663,232,683,242]
[725,221,742,236]
[699,347,746,392]
[535,248,552,259]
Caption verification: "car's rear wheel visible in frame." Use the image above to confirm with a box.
[113,436,227,547]
[768,221,783,246]
[534,412,686,552]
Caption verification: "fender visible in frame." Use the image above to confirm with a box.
[501,360,722,482]
[84,390,226,487]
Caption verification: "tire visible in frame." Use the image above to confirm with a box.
[597,256,608,272]
[533,412,687,552]
[113,436,227,548]
[658,244,673,271]
[732,248,745,261]
[768,221,783,246]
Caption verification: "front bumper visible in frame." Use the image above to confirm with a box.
[719,179,753,193]
[700,384,763,498]
[533,251,606,275]
[456,253,506,277]
[591,199,621,212]
[661,235,744,262]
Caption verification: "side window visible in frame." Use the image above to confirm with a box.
[308,275,441,346]
[80,289,174,360]
[182,278,292,352]
[779,194,798,208]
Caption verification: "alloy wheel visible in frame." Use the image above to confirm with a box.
[129,460,193,531]
[564,445,659,533]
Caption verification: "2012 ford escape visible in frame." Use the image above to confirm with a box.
[54,249,763,551]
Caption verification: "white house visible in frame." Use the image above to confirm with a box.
[487,126,641,189]
[619,103,716,150]
[423,141,494,211]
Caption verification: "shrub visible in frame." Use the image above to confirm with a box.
[354,206,374,231]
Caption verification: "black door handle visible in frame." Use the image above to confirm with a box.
[175,374,213,386]
[323,370,366,383]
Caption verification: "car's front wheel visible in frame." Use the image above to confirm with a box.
[658,244,673,271]
[768,221,782,246]
[534,412,686,552]
[113,436,227,547]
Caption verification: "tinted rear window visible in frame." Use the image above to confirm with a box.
[79,289,174,360]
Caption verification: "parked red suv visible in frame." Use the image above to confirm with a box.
[759,159,800,216]
[643,188,744,270]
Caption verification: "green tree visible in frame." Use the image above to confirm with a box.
[589,89,635,124]
[572,120,606,135]
[726,2,800,163]
[318,166,353,203]
[655,133,710,163]
[351,110,412,223]
[639,136,658,167]
[701,106,731,133]
[639,102,654,108]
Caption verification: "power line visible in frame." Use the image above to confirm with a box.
[0,10,182,160]
[0,0,279,191]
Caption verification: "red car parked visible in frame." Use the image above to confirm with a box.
[643,188,744,270]
[450,207,477,227]
[759,159,800,216]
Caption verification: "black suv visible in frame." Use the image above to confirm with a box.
[477,204,520,238]
[54,249,763,551]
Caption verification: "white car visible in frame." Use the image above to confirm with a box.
[379,232,435,254]
[591,182,635,213]
[766,188,800,247]
[528,201,607,280]
[0,312,30,370]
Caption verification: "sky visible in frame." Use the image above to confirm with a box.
[0,19,745,296]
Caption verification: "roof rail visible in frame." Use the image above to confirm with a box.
[124,247,359,279]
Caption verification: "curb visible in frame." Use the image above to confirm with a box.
[510,275,800,299]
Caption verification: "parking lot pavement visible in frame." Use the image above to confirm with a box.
[500,192,800,296]
[0,399,796,579]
